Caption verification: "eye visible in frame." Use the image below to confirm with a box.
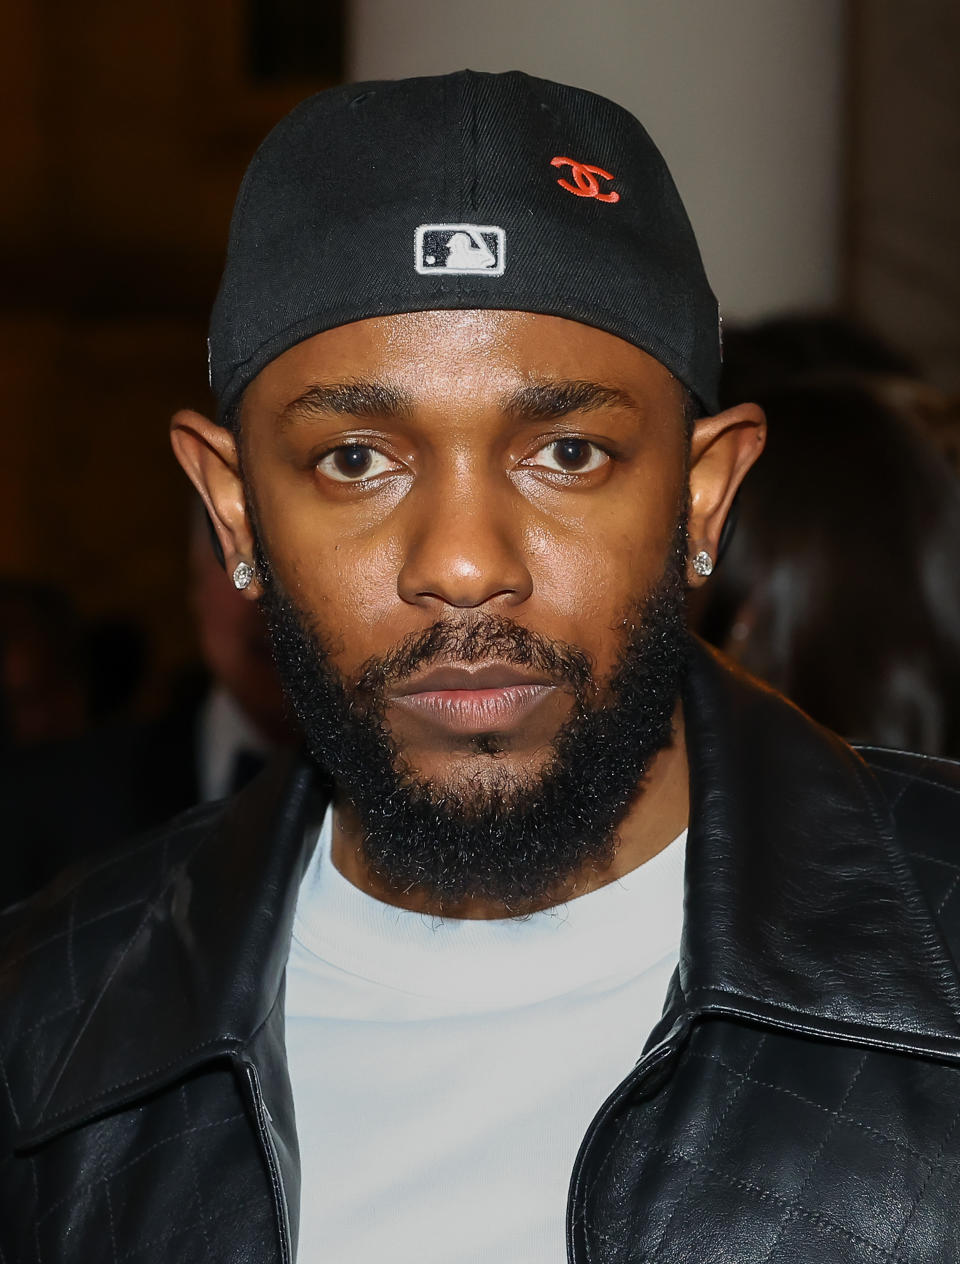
[316,443,399,483]
[527,438,610,474]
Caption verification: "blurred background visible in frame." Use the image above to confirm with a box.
[1,0,958,893]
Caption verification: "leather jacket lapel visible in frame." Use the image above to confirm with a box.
[680,639,960,1057]
[21,748,327,1146]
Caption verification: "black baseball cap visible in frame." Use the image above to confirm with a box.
[209,69,722,423]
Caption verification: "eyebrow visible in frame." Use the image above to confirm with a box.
[276,376,636,429]
[277,381,412,428]
[500,380,638,421]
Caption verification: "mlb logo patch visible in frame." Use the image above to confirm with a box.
[415,224,506,276]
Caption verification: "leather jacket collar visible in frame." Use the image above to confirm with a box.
[681,640,960,1054]
[19,638,960,1147]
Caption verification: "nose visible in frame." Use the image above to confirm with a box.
[397,479,533,610]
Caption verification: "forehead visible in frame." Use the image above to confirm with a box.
[240,309,683,421]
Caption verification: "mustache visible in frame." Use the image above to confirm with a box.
[353,614,594,698]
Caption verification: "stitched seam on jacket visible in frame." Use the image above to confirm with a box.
[755,1053,869,1264]
[686,986,946,1040]
[23,813,230,1128]
[853,758,960,1023]
[30,1036,237,1131]
[31,888,180,1119]
[19,996,83,1043]
[179,1085,212,1253]
[885,1102,960,1260]
[859,747,960,770]
[580,1111,640,1264]
[571,1037,691,1256]
[906,850,960,873]
[244,1061,290,1263]
[886,779,911,811]
[688,1050,960,1176]
[30,1157,42,1263]
[637,1142,901,1262]
[0,813,214,958]
[33,1112,246,1224]
[887,771,960,803]
[937,873,960,918]
[0,1050,21,1130]
[103,1180,119,1264]
[114,1200,242,1263]
[641,1037,767,1260]
[0,898,147,979]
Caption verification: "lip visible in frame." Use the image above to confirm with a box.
[393,662,554,696]
[388,662,557,734]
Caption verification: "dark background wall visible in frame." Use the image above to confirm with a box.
[1,0,344,700]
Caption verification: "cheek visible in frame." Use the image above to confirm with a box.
[247,454,407,657]
[523,478,684,650]
[270,523,408,669]
[523,533,646,681]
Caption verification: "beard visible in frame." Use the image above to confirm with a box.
[257,522,689,913]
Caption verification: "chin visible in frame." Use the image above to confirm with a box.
[400,740,535,775]
[398,748,551,802]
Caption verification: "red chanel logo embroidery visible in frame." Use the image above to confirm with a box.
[550,156,620,203]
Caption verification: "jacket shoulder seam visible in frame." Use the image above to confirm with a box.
[19,1036,237,1143]
[0,809,224,975]
[851,756,960,1022]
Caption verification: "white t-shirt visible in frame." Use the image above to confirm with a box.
[284,806,686,1264]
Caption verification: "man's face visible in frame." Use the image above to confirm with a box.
[221,310,694,908]
[240,309,690,777]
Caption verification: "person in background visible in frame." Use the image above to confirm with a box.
[694,373,960,757]
[0,507,293,907]
[719,310,960,480]
[873,374,960,480]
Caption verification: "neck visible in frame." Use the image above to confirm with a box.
[329,703,689,919]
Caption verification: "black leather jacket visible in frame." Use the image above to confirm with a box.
[3,640,960,1262]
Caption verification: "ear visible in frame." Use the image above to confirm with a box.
[169,409,265,599]
[686,402,766,586]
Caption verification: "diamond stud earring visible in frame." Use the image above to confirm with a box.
[232,561,256,590]
[692,550,714,578]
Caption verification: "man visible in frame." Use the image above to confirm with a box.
[2,71,960,1263]
[0,504,291,907]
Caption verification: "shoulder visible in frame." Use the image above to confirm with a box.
[857,746,960,851]
[857,746,960,955]
[0,800,226,1144]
